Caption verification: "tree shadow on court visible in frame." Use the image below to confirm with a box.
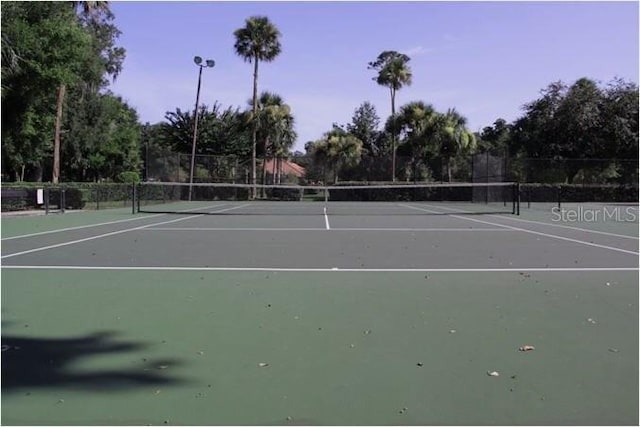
[2,330,187,392]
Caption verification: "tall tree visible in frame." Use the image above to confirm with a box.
[247,91,296,188]
[347,101,381,156]
[160,103,251,155]
[393,101,439,182]
[368,51,413,181]
[434,109,476,182]
[311,132,363,184]
[479,118,511,153]
[600,79,639,159]
[53,1,113,183]
[233,16,282,198]
[511,81,567,160]
[60,91,140,182]
[1,2,93,181]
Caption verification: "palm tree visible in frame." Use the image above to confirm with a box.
[368,51,412,182]
[312,131,363,184]
[393,101,439,181]
[52,1,110,183]
[271,112,296,184]
[234,16,282,198]
[435,109,476,182]
[247,91,295,191]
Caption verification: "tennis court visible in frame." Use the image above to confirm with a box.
[1,192,638,425]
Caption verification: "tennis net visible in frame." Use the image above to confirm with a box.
[136,182,519,215]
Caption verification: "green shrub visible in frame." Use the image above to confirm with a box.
[117,171,141,183]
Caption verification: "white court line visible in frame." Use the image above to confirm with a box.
[0,204,250,260]
[494,214,638,240]
[141,227,513,232]
[324,207,330,230]
[414,203,639,240]
[1,214,163,241]
[400,203,639,256]
[1,265,637,272]
[0,203,230,241]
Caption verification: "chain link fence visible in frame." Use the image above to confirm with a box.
[6,150,634,213]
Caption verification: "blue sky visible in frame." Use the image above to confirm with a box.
[109,1,639,151]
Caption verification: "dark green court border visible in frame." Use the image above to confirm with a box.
[2,269,637,426]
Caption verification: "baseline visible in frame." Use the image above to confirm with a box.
[140,227,513,232]
[2,265,637,272]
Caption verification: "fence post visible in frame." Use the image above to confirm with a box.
[131,183,137,214]
[557,185,562,210]
[485,151,490,204]
[44,188,50,215]
[60,188,65,213]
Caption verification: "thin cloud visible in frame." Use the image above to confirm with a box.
[402,46,436,57]
[443,34,460,43]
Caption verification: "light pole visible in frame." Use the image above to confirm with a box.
[188,56,215,202]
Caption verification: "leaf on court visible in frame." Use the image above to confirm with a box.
[608,348,619,353]
[258,362,269,368]
[449,329,456,334]
[363,329,372,335]
[518,345,535,352]
[157,365,169,370]
[487,371,500,377]
[587,318,597,324]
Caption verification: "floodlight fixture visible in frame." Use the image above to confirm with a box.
[188,55,215,201]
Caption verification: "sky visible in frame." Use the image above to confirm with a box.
[109,1,639,152]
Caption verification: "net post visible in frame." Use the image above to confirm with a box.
[44,188,50,215]
[96,185,100,210]
[557,185,561,210]
[514,182,520,215]
[131,183,137,214]
[60,188,66,213]
[504,184,507,207]
[137,183,141,213]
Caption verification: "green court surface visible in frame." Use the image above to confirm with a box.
[1,204,638,425]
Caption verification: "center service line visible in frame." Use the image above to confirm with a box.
[324,207,330,230]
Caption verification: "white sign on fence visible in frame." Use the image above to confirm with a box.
[36,189,44,204]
